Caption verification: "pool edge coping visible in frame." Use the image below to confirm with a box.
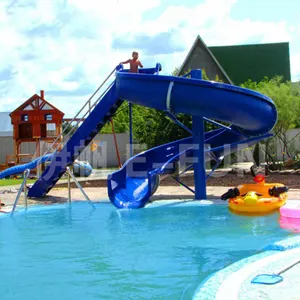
[193,234,300,300]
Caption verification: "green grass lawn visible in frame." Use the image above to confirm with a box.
[0,179,36,187]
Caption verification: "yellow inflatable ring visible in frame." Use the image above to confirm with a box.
[224,175,288,214]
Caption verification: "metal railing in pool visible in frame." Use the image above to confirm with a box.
[11,169,30,216]
[66,167,95,209]
[10,167,95,215]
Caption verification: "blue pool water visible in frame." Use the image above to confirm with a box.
[0,202,294,300]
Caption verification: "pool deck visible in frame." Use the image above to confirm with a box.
[1,161,299,208]
[1,185,300,209]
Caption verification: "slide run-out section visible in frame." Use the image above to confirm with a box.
[108,70,277,209]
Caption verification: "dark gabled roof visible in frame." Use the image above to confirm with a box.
[178,35,233,84]
[178,36,291,85]
[209,42,291,85]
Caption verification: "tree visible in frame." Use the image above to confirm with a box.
[62,121,78,137]
[241,76,300,166]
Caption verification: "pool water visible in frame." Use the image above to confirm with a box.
[0,202,294,300]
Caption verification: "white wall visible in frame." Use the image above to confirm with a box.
[78,133,130,168]
[274,129,300,161]
[0,133,131,168]
[0,138,37,164]
[232,128,300,164]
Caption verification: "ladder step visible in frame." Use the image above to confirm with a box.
[85,136,93,143]
[46,185,53,192]
[96,122,105,130]
[91,129,98,135]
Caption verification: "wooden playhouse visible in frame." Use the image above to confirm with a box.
[8,90,64,167]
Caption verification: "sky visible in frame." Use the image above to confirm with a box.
[0,0,299,117]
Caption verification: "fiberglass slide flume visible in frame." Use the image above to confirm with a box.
[108,66,276,209]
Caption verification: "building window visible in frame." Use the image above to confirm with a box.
[21,114,29,122]
[45,114,52,121]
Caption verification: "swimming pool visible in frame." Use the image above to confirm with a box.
[0,202,294,300]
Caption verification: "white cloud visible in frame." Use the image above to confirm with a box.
[136,1,293,46]
[0,0,163,114]
[132,3,295,82]
[112,0,297,79]
[0,0,299,117]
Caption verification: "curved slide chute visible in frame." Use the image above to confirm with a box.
[108,71,277,209]
[0,154,53,179]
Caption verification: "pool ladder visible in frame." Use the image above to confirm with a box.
[11,168,95,215]
[66,167,95,209]
[11,169,30,216]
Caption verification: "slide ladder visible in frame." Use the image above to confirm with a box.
[28,64,161,198]
[28,68,122,198]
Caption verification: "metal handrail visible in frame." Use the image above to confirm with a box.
[39,68,116,160]
[165,111,193,135]
[11,169,30,216]
[66,167,95,209]
[51,81,115,152]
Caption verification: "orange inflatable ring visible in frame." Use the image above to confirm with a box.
[222,175,288,214]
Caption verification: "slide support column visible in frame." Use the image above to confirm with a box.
[191,69,207,200]
[129,102,133,157]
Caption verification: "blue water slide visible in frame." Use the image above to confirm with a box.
[27,66,160,198]
[0,154,53,179]
[108,71,277,209]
